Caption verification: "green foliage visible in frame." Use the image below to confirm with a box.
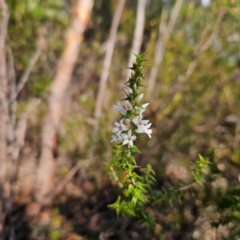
[30,74,51,96]
[192,154,211,181]
[212,186,240,237]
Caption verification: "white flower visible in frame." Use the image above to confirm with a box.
[143,124,152,138]
[133,115,152,138]
[112,101,127,115]
[110,134,123,143]
[112,119,128,136]
[135,103,149,114]
[133,115,149,131]
[122,130,136,147]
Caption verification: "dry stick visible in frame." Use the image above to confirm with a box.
[147,0,183,98]
[94,0,125,121]
[27,159,91,217]
[8,48,41,105]
[7,46,16,153]
[48,162,82,198]
[47,157,97,201]
[34,0,94,204]
[126,0,146,79]
[5,46,17,238]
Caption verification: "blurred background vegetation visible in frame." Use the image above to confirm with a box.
[1,0,240,239]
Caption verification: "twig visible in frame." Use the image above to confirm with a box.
[178,182,199,191]
[50,162,82,197]
[7,46,17,150]
[8,48,41,105]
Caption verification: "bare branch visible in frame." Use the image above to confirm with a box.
[8,48,42,105]
[17,49,41,95]
[7,46,17,147]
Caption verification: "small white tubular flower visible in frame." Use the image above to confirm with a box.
[144,123,152,138]
[112,119,128,136]
[133,115,152,138]
[136,93,144,102]
[133,83,137,91]
[124,88,132,96]
[110,134,123,143]
[122,130,136,147]
[112,101,127,115]
[126,102,132,110]
[133,115,149,131]
[135,103,149,114]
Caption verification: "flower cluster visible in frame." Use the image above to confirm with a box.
[111,101,151,146]
[110,55,152,147]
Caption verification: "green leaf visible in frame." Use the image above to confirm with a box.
[131,145,141,153]
[129,155,136,164]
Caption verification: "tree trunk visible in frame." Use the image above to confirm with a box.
[0,0,9,237]
[94,0,125,121]
[35,0,94,203]
[0,0,9,185]
[126,0,146,79]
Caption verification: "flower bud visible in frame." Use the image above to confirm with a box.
[131,72,135,79]
[136,93,144,102]
[133,83,137,91]
[124,88,132,96]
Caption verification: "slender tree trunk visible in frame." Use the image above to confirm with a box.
[147,0,183,98]
[126,0,146,78]
[0,0,9,237]
[35,0,94,203]
[0,0,9,185]
[94,0,125,121]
